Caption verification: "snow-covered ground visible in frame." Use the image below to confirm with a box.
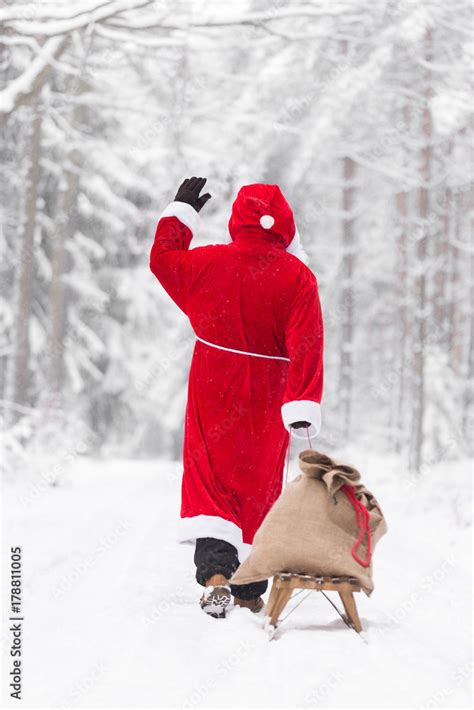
[2,450,472,708]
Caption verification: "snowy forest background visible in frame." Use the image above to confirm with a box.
[1,0,473,476]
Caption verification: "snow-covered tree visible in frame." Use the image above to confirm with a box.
[1,0,472,474]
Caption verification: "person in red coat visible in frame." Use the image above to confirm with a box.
[150,178,324,617]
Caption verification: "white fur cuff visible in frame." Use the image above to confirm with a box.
[160,201,200,238]
[281,399,321,439]
[177,515,252,562]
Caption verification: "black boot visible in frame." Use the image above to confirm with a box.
[200,573,231,619]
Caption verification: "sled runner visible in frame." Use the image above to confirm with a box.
[265,573,362,635]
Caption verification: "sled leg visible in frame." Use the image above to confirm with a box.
[268,586,293,627]
[265,577,280,619]
[338,589,362,632]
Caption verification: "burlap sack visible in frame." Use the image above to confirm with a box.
[230,450,387,595]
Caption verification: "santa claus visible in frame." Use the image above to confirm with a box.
[150,178,324,618]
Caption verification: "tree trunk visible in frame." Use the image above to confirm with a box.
[339,156,356,439]
[433,140,453,345]
[7,94,42,416]
[47,165,78,396]
[47,70,87,402]
[395,189,409,451]
[395,104,412,455]
[462,186,473,453]
[409,28,433,473]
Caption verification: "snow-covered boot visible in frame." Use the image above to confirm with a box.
[233,596,264,613]
[200,574,231,618]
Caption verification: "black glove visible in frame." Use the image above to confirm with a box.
[174,176,211,213]
[291,421,311,429]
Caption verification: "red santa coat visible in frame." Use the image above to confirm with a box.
[150,184,323,561]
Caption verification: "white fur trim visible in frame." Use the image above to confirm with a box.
[177,515,252,562]
[260,214,274,229]
[281,399,321,439]
[160,201,200,238]
[286,227,309,264]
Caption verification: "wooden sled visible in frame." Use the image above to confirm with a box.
[265,573,362,635]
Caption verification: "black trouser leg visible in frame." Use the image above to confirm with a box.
[194,537,268,600]
[230,578,268,601]
[194,537,239,586]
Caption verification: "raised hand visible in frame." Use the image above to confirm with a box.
[174,176,211,213]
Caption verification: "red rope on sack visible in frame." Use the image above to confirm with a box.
[341,484,372,568]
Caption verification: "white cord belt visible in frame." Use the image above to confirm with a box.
[195,335,290,362]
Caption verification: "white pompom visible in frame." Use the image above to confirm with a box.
[260,214,275,229]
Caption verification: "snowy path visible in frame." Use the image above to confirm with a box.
[2,453,472,708]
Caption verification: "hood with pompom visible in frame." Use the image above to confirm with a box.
[228,184,308,263]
